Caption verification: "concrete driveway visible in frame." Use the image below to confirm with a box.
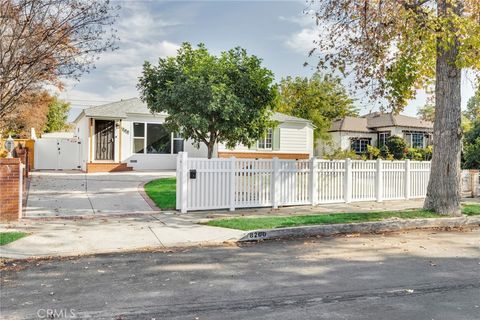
[25,170,176,218]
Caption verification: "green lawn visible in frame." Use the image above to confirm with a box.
[144,177,176,209]
[204,204,480,231]
[0,232,27,246]
[463,204,480,216]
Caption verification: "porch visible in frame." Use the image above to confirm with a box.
[86,118,132,173]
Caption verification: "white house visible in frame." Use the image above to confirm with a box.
[316,112,434,156]
[73,98,314,172]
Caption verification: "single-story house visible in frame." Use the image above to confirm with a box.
[73,98,314,172]
[316,112,434,155]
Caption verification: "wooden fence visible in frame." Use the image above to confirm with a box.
[176,152,431,213]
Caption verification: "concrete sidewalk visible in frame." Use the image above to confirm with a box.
[0,213,244,259]
[2,199,477,259]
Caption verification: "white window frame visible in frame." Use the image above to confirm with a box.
[132,122,184,155]
[257,128,273,150]
[404,131,426,149]
[351,138,371,154]
[172,132,184,154]
[378,132,390,147]
[132,122,146,154]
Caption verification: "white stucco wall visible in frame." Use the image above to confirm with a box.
[316,131,378,157]
[316,126,434,157]
[120,114,208,170]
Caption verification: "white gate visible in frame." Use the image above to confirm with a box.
[35,138,82,170]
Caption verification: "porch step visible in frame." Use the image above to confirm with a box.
[87,162,133,173]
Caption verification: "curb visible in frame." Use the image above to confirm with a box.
[137,181,162,212]
[238,216,480,242]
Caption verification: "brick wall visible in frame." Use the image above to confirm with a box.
[0,158,22,221]
[14,146,29,177]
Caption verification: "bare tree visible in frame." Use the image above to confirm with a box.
[0,0,118,118]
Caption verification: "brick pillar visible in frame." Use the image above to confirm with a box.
[14,146,29,177]
[0,158,22,221]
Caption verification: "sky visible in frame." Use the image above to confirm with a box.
[61,0,477,122]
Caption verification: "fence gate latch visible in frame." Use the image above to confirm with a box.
[189,169,197,179]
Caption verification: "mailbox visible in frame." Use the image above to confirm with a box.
[189,169,197,179]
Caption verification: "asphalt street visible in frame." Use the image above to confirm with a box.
[1,228,479,319]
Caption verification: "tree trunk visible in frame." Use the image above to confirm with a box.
[207,143,215,159]
[423,0,462,216]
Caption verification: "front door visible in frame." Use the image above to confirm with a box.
[95,120,115,160]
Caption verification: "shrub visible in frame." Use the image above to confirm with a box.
[419,146,433,161]
[379,145,390,159]
[386,136,407,160]
[366,145,381,159]
[325,148,361,160]
[406,148,423,161]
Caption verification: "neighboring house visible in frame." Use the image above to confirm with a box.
[73,98,314,172]
[317,112,434,156]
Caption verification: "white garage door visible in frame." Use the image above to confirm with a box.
[35,138,82,170]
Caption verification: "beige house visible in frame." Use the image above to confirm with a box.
[317,112,434,156]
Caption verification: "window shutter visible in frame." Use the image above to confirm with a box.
[249,141,257,150]
[273,127,280,151]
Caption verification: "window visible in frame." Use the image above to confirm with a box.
[404,132,425,148]
[351,138,371,154]
[133,122,182,154]
[146,123,171,154]
[258,128,273,149]
[133,123,145,154]
[173,132,184,154]
[378,132,390,148]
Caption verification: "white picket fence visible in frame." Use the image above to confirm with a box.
[176,152,431,213]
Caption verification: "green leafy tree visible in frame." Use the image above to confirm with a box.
[463,119,480,168]
[276,73,357,141]
[138,43,276,158]
[463,138,480,169]
[464,119,480,145]
[312,0,480,215]
[44,97,71,133]
[417,103,436,122]
[465,89,480,122]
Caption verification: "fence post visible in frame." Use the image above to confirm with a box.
[405,159,411,200]
[344,158,352,203]
[229,157,236,211]
[272,157,280,209]
[309,157,317,205]
[177,152,188,213]
[376,159,383,202]
[474,171,480,198]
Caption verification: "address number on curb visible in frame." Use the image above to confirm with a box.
[247,231,267,240]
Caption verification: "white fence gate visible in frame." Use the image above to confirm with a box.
[461,170,480,198]
[176,152,431,213]
[35,138,82,170]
